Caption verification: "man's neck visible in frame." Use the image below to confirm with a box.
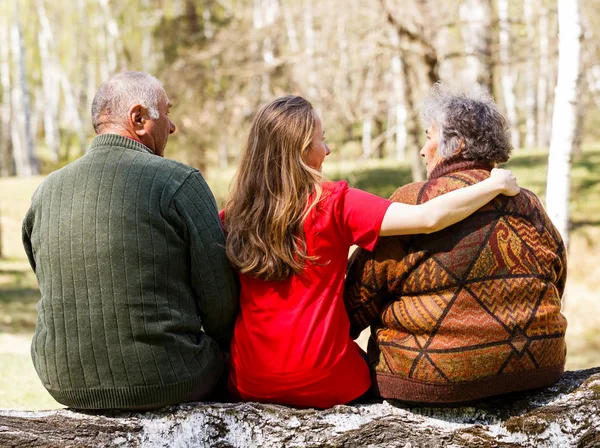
[98,128,145,146]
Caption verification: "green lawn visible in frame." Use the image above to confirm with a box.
[1,145,599,410]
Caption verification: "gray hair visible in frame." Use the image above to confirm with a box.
[91,71,163,133]
[420,83,512,164]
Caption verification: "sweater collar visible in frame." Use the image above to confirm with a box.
[87,133,155,156]
[428,154,494,180]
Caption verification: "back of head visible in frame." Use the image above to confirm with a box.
[225,95,322,281]
[91,71,163,134]
[421,83,513,164]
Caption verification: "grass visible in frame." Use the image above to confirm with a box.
[1,145,599,410]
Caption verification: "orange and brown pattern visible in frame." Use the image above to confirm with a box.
[344,159,567,404]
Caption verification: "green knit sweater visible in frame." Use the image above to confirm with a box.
[22,134,239,409]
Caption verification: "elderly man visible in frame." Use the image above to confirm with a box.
[344,85,567,404]
[22,72,238,410]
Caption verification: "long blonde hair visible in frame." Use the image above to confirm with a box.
[224,96,323,281]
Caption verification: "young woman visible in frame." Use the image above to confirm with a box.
[221,96,519,409]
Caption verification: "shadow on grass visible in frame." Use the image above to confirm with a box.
[330,166,413,199]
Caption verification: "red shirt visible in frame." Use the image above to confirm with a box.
[225,181,391,408]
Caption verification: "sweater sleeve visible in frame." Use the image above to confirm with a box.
[22,186,41,273]
[171,171,239,350]
[343,183,424,338]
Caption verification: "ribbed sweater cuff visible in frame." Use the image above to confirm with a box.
[47,376,202,410]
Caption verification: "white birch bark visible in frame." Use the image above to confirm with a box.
[537,3,551,148]
[60,71,87,155]
[253,0,279,102]
[545,0,583,248]
[523,0,536,149]
[141,0,157,73]
[0,8,12,176]
[10,6,38,176]
[98,0,125,73]
[459,0,493,92]
[497,0,520,149]
[36,0,61,162]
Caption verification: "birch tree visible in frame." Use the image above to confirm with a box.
[0,6,12,176]
[497,0,520,149]
[545,0,583,248]
[459,0,493,93]
[10,5,38,176]
[537,2,551,148]
[36,0,61,162]
[388,29,407,161]
[523,0,537,148]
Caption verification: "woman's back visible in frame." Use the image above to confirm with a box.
[229,181,390,408]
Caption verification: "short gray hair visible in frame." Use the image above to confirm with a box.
[420,83,512,164]
[91,71,163,133]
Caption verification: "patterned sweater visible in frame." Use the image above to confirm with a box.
[22,134,239,409]
[344,158,567,404]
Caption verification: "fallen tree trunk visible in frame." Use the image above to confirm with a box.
[1,368,599,448]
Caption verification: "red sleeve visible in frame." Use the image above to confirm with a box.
[218,209,226,230]
[335,184,392,251]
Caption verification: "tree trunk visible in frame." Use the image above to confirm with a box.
[389,29,407,161]
[459,0,493,93]
[401,53,425,182]
[303,0,317,99]
[545,0,583,249]
[254,0,279,103]
[361,67,375,159]
[536,2,551,149]
[1,368,599,447]
[36,0,61,163]
[523,0,537,149]
[497,0,520,150]
[10,5,38,177]
[59,71,87,159]
[0,7,12,176]
[98,0,125,74]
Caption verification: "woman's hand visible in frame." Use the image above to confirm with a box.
[490,168,520,196]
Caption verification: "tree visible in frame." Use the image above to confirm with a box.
[497,0,521,150]
[545,0,583,248]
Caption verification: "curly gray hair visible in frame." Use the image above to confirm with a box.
[91,71,163,134]
[420,83,512,164]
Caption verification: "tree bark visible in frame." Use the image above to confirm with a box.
[536,2,551,149]
[0,6,12,176]
[523,0,537,149]
[36,0,61,163]
[10,4,38,177]
[1,368,599,448]
[459,0,494,93]
[388,29,407,161]
[545,0,583,249]
[497,0,520,150]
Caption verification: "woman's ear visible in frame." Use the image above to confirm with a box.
[446,136,463,156]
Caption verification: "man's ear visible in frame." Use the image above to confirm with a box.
[129,104,147,136]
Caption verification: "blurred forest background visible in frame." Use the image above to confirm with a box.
[0,0,599,409]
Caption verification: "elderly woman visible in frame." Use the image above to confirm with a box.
[344,84,567,404]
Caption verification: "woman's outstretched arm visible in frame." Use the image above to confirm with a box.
[379,168,519,236]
